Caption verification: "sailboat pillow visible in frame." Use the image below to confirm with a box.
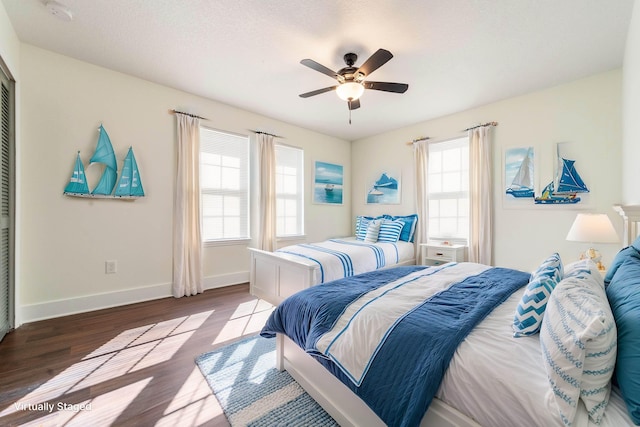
[512,253,562,337]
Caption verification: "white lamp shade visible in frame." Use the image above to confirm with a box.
[336,82,364,101]
[566,213,619,243]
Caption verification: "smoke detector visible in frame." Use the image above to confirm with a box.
[45,1,73,22]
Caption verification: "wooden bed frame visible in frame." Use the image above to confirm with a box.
[272,205,640,427]
[249,246,415,305]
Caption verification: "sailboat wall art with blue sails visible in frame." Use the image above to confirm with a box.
[534,155,588,204]
[63,125,145,199]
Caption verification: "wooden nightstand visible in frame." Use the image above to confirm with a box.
[420,243,466,266]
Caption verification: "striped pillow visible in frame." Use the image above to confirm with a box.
[355,216,374,240]
[540,263,616,426]
[382,214,418,242]
[377,220,404,243]
[364,219,382,243]
[512,253,562,337]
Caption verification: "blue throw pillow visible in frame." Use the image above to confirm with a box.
[606,256,640,424]
[383,214,418,242]
[512,253,562,337]
[604,244,640,285]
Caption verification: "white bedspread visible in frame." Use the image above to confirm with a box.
[315,263,489,386]
[276,237,414,283]
[437,290,633,427]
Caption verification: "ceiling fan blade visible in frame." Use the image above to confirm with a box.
[299,86,338,98]
[357,49,393,77]
[348,99,361,110]
[364,81,409,93]
[300,59,339,79]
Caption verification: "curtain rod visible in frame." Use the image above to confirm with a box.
[405,136,431,145]
[463,121,498,132]
[250,130,284,139]
[169,109,208,120]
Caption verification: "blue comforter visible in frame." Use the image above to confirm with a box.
[261,264,530,427]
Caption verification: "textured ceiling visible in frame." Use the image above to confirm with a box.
[2,0,634,140]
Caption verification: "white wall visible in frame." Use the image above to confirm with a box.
[0,2,19,75]
[18,44,351,322]
[352,70,623,272]
[623,0,640,204]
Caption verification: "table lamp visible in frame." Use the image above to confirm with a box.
[566,213,619,271]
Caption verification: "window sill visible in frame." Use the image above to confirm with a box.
[277,234,306,242]
[203,238,251,248]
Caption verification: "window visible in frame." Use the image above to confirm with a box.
[428,137,469,242]
[199,127,249,242]
[275,144,304,237]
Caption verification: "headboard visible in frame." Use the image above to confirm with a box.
[613,205,640,246]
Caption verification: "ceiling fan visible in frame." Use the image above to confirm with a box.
[299,48,409,120]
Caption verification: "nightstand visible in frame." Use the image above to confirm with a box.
[420,243,466,266]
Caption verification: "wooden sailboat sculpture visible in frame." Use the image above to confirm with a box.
[506,147,534,198]
[64,125,145,199]
[534,148,588,204]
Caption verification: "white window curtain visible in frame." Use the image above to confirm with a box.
[413,140,429,260]
[173,113,204,297]
[257,133,276,251]
[468,125,493,265]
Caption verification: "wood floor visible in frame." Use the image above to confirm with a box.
[0,284,274,427]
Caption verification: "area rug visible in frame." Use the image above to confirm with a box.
[196,335,339,426]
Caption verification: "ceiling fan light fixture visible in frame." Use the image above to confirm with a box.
[336,82,364,101]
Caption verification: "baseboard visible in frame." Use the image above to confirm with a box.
[18,271,250,324]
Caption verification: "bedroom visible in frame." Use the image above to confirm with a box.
[1,0,640,426]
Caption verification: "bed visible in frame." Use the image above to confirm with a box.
[249,214,417,305]
[259,206,640,427]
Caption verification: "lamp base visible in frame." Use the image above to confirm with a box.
[579,247,606,271]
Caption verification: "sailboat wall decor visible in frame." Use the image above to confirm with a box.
[505,147,534,198]
[63,125,145,199]
[534,146,588,205]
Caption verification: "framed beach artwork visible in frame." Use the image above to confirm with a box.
[366,170,401,204]
[313,161,343,205]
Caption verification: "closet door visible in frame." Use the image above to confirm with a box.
[0,64,14,342]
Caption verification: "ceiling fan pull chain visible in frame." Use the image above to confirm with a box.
[348,100,352,124]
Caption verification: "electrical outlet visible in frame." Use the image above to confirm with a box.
[105,260,117,274]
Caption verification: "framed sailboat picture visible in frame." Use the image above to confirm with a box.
[366,170,401,204]
[503,147,536,208]
[313,161,343,205]
[505,147,534,196]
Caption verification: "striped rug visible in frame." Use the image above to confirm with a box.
[196,335,338,426]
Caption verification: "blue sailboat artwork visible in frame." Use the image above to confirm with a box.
[64,152,90,195]
[506,147,534,198]
[63,125,145,199]
[534,156,588,204]
[115,147,144,197]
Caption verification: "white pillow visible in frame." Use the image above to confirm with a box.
[540,261,616,425]
[364,219,382,243]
